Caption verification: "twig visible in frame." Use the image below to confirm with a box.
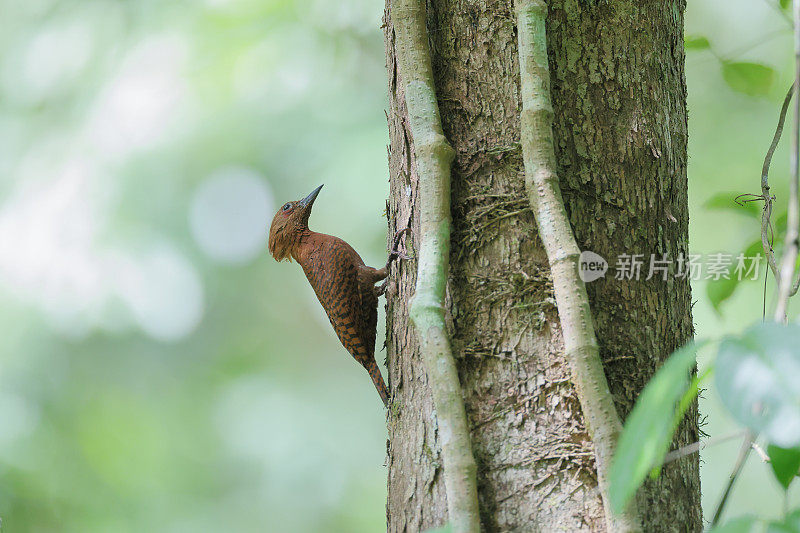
[751,442,771,463]
[689,29,788,68]
[711,431,756,527]
[751,83,798,321]
[662,430,746,465]
[515,1,641,530]
[390,0,481,531]
[759,84,793,282]
[775,0,800,321]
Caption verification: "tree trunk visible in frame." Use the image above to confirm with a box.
[383,0,701,531]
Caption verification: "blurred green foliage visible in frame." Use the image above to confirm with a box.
[716,323,800,449]
[0,0,390,531]
[613,322,800,528]
[687,0,800,523]
[609,341,708,515]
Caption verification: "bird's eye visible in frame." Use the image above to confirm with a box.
[282,203,292,212]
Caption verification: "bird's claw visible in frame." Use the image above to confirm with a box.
[389,227,413,260]
[392,250,414,261]
[377,279,398,297]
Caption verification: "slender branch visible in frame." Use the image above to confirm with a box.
[711,431,756,527]
[760,83,793,283]
[751,442,771,463]
[515,1,641,530]
[390,0,481,531]
[662,430,746,465]
[775,0,800,321]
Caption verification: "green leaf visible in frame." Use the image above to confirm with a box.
[685,35,711,50]
[722,62,776,97]
[767,445,800,489]
[704,193,762,218]
[787,509,800,527]
[708,276,739,313]
[705,238,765,313]
[609,341,707,515]
[709,516,761,533]
[776,509,800,533]
[781,0,791,10]
[715,323,800,447]
[767,523,796,533]
[776,212,788,235]
[744,239,766,259]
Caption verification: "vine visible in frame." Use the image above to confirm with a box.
[391,0,481,530]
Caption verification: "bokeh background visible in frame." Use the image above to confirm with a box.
[0,0,797,530]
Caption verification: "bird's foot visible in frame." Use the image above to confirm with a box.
[389,227,413,261]
[391,250,413,261]
[377,279,397,298]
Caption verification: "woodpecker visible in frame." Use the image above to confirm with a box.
[268,185,409,407]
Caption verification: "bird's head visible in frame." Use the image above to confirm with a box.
[268,184,323,262]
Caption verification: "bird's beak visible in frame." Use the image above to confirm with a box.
[298,184,323,209]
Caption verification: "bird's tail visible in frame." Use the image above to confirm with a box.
[365,359,389,407]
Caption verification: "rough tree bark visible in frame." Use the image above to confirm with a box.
[383,0,701,531]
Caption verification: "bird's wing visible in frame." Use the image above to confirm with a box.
[356,267,379,359]
[305,239,372,362]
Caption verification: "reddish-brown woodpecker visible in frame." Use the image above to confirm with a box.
[268,185,409,407]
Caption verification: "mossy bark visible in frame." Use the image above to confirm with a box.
[383,0,700,531]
